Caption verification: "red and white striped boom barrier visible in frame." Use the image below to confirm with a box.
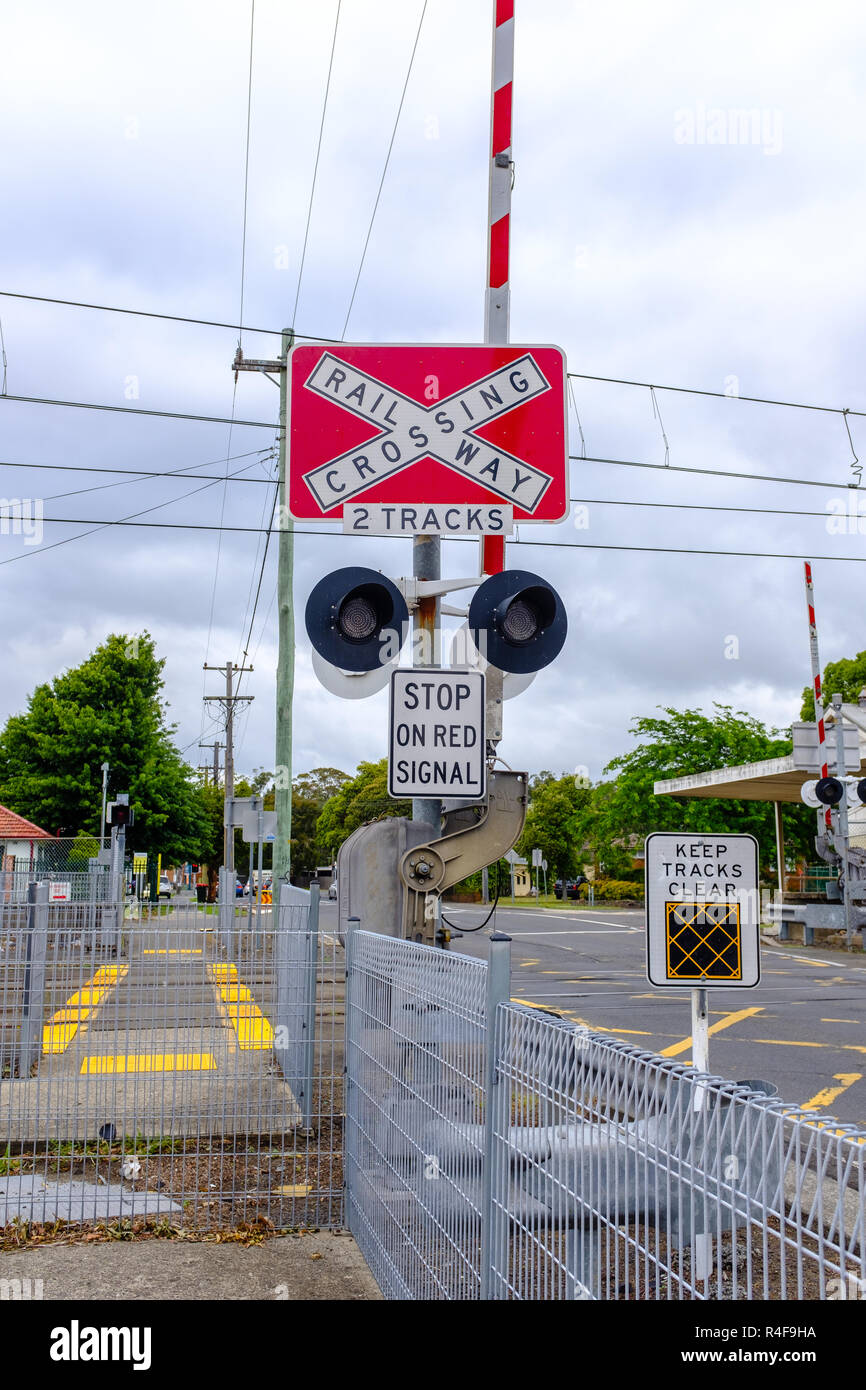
[481,0,514,577]
[804,561,832,828]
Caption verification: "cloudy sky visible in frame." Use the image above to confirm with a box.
[2,0,866,791]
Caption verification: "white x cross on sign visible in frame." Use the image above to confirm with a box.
[300,352,553,514]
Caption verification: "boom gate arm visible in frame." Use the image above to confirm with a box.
[398,770,528,944]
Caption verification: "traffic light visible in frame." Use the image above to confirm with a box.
[110,803,134,827]
[305,567,409,673]
[468,569,567,674]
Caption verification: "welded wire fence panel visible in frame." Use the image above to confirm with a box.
[487,1005,866,1301]
[345,930,489,1300]
[0,885,343,1234]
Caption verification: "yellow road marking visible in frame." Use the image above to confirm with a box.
[209,964,274,1049]
[518,960,541,967]
[511,995,563,1014]
[42,965,129,1053]
[659,1006,764,1059]
[81,1053,216,1074]
[801,1073,863,1111]
[752,1039,866,1055]
[822,1018,862,1025]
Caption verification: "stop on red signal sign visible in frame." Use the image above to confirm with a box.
[286,343,568,523]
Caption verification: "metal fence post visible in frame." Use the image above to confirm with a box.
[480,931,511,1300]
[301,883,321,1131]
[18,881,49,1076]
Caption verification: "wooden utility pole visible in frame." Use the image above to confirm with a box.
[203,661,253,872]
[198,740,224,788]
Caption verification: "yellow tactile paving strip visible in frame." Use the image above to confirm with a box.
[42,964,130,1054]
[80,1052,217,1074]
[209,962,274,1050]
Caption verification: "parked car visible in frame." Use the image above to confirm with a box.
[158,875,173,899]
[328,879,338,900]
[553,876,588,900]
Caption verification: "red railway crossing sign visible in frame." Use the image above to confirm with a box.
[286,343,568,524]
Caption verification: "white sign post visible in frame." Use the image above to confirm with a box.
[388,670,485,801]
[645,832,760,1079]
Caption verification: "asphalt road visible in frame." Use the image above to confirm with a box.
[324,899,866,1126]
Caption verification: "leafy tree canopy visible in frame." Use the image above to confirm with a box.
[0,632,206,863]
[800,651,866,721]
[316,759,409,862]
[290,767,350,876]
[588,704,813,876]
[516,772,592,881]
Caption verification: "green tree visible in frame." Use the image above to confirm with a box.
[516,772,592,881]
[801,651,866,720]
[0,632,206,862]
[589,704,812,877]
[316,759,410,862]
[291,768,350,876]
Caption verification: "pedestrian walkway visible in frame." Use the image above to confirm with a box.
[1,907,301,1145]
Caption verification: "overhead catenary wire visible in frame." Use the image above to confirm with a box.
[6,287,866,422]
[567,369,866,421]
[42,448,275,503]
[0,391,275,429]
[0,289,335,344]
[291,0,342,332]
[6,518,866,568]
[340,0,428,339]
[0,459,265,566]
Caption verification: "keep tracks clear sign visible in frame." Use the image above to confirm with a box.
[388,670,485,801]
[644,832,760,988]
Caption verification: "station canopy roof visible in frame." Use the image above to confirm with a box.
[654,707,866,804]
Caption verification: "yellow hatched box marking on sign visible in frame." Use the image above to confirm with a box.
[665,901,743,981]
[81,1053,217,1074]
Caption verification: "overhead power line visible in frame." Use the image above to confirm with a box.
[341,0,428,338]
[0,289,335,343]
[567,370,866,421]
[571,453,866,492]
[5,518,866,568]
[0,391,275,428]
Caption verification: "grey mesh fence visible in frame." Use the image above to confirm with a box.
[488,1006,866,1301]
[344,929,494,1299]
[0,880,343,1233]
[344,929,866,1301]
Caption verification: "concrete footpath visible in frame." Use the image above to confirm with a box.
[0,1230,382,1300]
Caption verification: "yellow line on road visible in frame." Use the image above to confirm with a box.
[752,1039,866,1055]
[659,1007,764,1059]
[801,1073,863,1111]
[42,965,129,1054]
[81,1053,217,1074]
